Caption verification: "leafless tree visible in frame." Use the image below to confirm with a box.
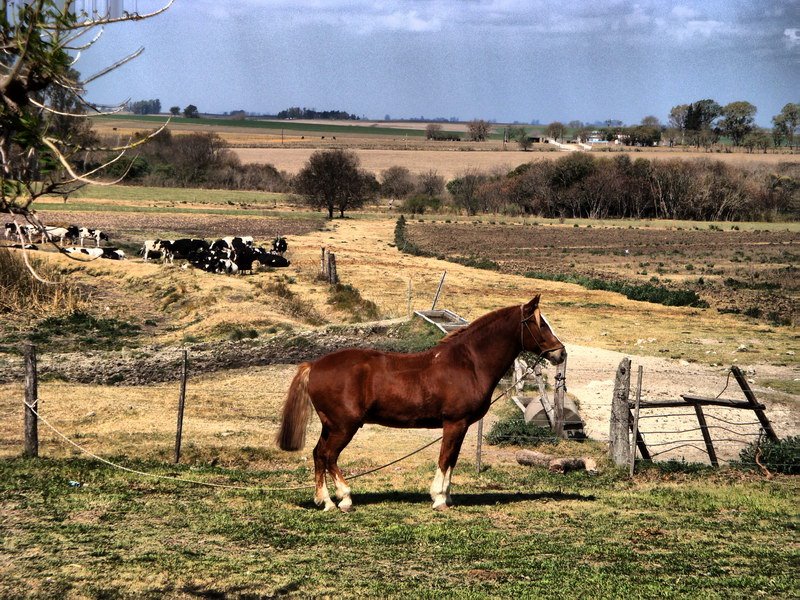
[467,119,490,142]
[380,166,415,199]
[545,121,566,142]
[425,123,443,140]
[1,0,173,245]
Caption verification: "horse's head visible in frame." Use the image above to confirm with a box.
[521,295,566,365]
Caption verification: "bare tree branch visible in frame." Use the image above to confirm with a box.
[82,46,144,85]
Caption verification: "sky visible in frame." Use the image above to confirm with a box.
[76,0,800,127]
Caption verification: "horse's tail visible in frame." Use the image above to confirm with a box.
[277,362,313,451]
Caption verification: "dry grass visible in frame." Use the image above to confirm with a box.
[0,247,83,316]
[233,146,799,180]
[0,366,476,478]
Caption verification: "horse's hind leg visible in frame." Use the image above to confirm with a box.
[313,429,336,512]
[431,420,469,510]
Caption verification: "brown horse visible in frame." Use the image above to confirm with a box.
[276,295,566,511]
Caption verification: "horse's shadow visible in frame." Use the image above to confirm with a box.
[297,489,595,509]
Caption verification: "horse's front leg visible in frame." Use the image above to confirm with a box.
[325,427,358,512]
[431,420,469,510]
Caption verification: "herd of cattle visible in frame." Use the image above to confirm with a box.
[141,236,289,274]
[4,221,290,274]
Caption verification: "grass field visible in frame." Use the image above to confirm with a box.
[1,457,797,599]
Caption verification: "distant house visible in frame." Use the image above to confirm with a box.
[526,135,543,144]
[586,130,608,144]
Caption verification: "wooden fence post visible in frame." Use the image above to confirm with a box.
[321,247,327,277]
[431,271,446,310]
[327,253,338,284]
[609,358,631,467]
[629,365,643,476]
[475,418,483,474]
[730,366,779,442]
[407,278,413,318]
[174,349,189,464]
[23,343,38,458]
[532,362,554,426]
[693,403,719,467]
[553,357,567,438]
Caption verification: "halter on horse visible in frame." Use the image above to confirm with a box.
[277,295,565,511]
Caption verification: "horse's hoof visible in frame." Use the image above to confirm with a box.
[322,502,337,512]
[432,501,450,511]
[339,504,354,513]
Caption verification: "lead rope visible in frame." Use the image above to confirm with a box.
[22,362,542,492]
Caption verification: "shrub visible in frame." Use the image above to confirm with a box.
[328,283,380,322]
[486,413,559,447]
[737,436,800,475]
[523,271,708,308]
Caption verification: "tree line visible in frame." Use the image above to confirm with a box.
[99,130,289,192]
[442,154,798,221]
[102,136,797,222]
[275,107,359,120]
[537,100,799,152]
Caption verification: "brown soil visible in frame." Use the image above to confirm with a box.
[404,221,799,325]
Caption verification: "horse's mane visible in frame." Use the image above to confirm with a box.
[437,305,515,347]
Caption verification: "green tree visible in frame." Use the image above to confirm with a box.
[294,149,377,218]
[169,106,181,116]
[772,103,800,149]
[446,170,487,215]
[685,99,721,147]
[183,104,199,118]
[719,101,757,146]
[130,99,161,115]
[668,104,690,145]
[641,115,661,128]
[742,129,772,153]
[508,126,532,150]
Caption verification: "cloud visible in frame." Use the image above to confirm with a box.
[670,5,699,20]
[785,28,800,47]
[360,10,442,33]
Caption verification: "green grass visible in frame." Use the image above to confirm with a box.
[327,282,381,322]
[69,184,286,206]
[1,457,797,598]
[524,271,708,308]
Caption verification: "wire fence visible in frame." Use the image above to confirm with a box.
[8,345,793,477]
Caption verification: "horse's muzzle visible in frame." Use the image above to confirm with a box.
[544,347,567,366]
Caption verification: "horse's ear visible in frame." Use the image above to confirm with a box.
[524,295,541,312]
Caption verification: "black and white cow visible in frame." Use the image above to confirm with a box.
[65,247,125,260]
[232,245,290,273]
[160,238,211,263]
[4,222,38,243]
[210,236,253,254]
[272,236,288,255]
[186,246,239,274]
[140,240,163,261]
[41,225,79,245]
[78,227,110,247]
